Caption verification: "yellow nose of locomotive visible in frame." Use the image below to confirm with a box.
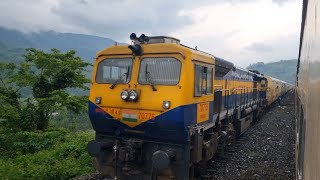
[89,34,187,128]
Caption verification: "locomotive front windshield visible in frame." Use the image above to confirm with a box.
[96,58,133,83]
[138,57,181,85]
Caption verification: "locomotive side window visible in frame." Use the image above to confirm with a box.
[96,58,133,83]
[194,64,213,97]
[138,57,181,85]
[194,65,202,96]
[207,68,213,94]
[261,80,266,87]
[201,67,208,94]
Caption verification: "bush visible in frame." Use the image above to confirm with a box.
[0,128,68,158]
[0,130,95,179]
[50,110,92,131]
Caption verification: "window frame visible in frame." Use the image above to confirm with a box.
[95,57,133,84]
[194,64,203,97]
[194,63,214,97]
[137,57,182,86]
[206,67,213,94]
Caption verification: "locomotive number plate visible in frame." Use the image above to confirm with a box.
[122,110,157,122]
[138,112,156,121]
[104,107,160,127]
[105,108,121,116]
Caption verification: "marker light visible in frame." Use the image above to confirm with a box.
[129,90,139,101]
[95,97,102,104]
[121,90,129,100]
[162,101,171,109]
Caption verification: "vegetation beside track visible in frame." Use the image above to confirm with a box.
[0,129,94,179]
[0,49,95,179]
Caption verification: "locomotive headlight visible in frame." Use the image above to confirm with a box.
[95,97,102,104]
[121,90,129,100]
[129,90,139,101]
[162,101,171,109]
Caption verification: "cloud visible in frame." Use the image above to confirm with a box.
[170,0,301,67]
[0,0,301,67]
[246,43,273,52]
[0,0,76,34]
[0,0,255,40]
[272,0,290,6]
[0,0,217,40]
[50,0,195,41]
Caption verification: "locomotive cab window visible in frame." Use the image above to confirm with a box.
[194,64,213,96]
[96,58,133,83]
[138,57,181,85]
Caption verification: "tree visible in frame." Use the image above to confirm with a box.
[0,48,91,131]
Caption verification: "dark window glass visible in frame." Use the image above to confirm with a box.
[194,65,213,96]
[202,67,208,94]
[207,68,213,94]
[194,65,202,96]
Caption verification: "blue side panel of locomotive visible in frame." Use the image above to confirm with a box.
[89,101,198,143]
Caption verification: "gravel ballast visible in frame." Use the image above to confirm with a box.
[209,91,296,180]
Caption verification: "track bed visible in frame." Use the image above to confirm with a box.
[207,91,295,179]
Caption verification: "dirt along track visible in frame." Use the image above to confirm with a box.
[78,91,296,180]
[207,91,296,180]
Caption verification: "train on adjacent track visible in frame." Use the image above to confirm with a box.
[87,33,292,179]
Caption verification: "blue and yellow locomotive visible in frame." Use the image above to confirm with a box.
[87,34,288,179]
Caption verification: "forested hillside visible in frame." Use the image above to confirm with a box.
[0,27,119,96]
[0,27,116,63]
[247,59,297,84]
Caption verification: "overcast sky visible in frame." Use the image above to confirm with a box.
[0,0,301,67]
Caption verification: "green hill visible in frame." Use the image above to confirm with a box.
[0,27,117,63]
[247,59,297,84]
[0,41,25,63]
[0,27,119,96]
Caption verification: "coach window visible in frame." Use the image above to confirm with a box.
[194,64,213,96]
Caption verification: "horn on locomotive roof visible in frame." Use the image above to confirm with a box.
[129,33,145,55]
[129,33,149,43]
[130,33,137,40]
[139,34,149,42]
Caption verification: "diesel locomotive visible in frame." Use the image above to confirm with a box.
[87,33,291,179]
